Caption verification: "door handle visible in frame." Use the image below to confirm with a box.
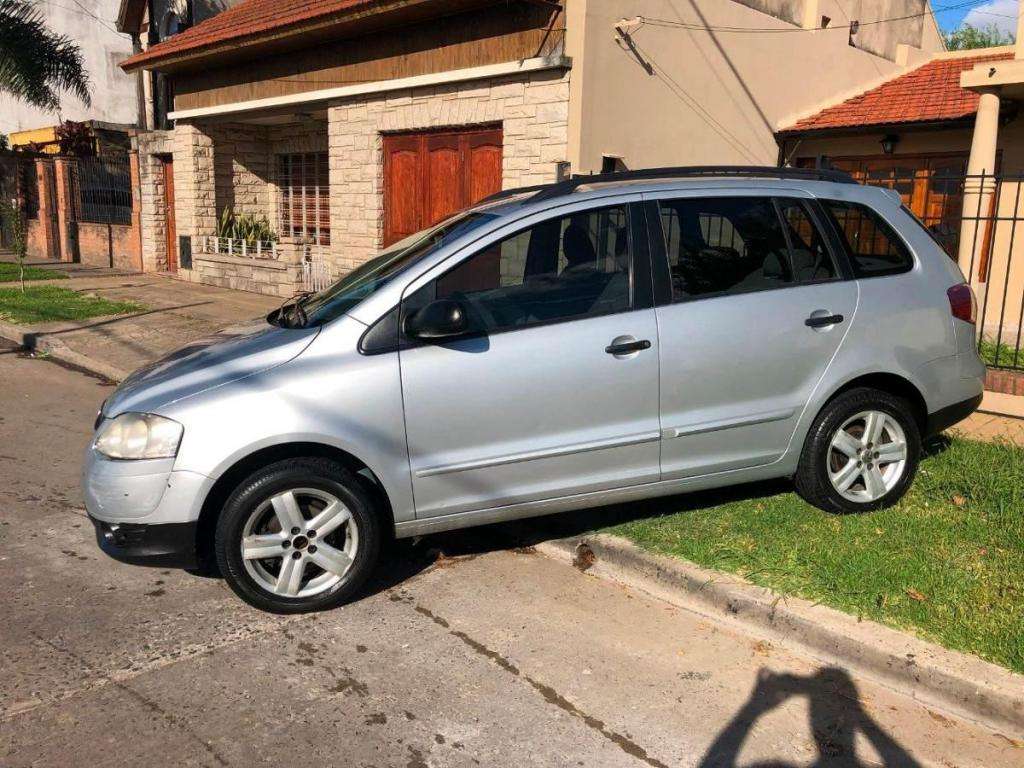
[805,313,844,328]
[606,339,651,355]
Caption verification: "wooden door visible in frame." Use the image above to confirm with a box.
[160,156,178,272]
[383,126,502,247]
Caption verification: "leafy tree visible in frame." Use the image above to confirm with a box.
[0,0,90,110]
[944,23,1016,51]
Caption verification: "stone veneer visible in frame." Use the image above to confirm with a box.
[326,68,570,272]
[135,130,174,272]
[138,66,569,293]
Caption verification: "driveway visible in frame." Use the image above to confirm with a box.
[0,342,1018,768]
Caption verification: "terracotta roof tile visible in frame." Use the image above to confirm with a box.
[121,0,387,70]
[780,51,1014,134]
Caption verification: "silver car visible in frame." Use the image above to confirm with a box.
[83,167,984,613]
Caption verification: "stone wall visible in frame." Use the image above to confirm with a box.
[172,123,217,243]
[190,252,304,297]
[209,123,272,221]
[136,131,174,272]
[327,68,570,272]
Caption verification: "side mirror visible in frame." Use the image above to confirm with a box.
[404,298,470,341]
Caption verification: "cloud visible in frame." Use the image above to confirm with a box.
[962,0,1019,36]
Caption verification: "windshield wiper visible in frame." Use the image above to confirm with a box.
[269,291,313,328]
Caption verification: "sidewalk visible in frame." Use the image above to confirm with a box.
[0,261,279,380]
[954,410,1024,445]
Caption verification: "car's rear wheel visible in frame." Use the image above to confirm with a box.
[215,457,381,613]
[795,387,921,514]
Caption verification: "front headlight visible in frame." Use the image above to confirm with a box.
[94,413,183,460]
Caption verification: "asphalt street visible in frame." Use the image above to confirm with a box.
[0,340,1019,768]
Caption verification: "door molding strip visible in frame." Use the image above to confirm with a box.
[662,408,796,440]
[415,430,661,479]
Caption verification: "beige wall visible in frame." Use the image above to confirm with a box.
[565,0,945,173]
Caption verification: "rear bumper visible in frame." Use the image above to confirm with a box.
[926,393,983,437]
[90,515,198,569]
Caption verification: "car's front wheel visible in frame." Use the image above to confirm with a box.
[215,457,381,613]
[795,387,921,514]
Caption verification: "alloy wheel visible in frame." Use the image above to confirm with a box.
[827,410,908,503]
[240,487,358,598]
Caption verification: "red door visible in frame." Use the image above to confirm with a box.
[383,127,502,247]
[159,156,178,273]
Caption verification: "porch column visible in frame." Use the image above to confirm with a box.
[52,157,77,263]
[34,159,57,260]
[957,90,1000,283]
[128,151,143,271]
[172,122,217,267]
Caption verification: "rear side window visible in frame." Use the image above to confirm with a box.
[821,200,913,278]
[777,199,839,282]
[658,197,793,300]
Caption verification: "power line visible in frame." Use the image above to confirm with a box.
[637,0,1001,34]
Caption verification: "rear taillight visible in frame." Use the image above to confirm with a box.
[947,283,977,324]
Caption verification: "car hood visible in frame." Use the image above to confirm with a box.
[103,318,321,418]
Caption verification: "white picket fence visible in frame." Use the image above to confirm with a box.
[301,243,333,292]
[194,235,278,259]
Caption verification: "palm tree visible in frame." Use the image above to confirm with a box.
[0,0,90,110]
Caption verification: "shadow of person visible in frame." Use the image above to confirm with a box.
[698,667,922,768]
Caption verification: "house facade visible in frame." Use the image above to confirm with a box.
[117,0,945,296]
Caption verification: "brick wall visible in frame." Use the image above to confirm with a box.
[327,68,570,273]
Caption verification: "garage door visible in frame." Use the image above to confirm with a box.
[383,126,503,247]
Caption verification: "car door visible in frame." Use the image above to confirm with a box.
[399,200,661,519]
[646,191,858,480]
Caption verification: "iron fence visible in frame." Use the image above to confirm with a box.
[71,154,133,226]
[857,170,1024,371]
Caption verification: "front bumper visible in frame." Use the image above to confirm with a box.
[82,448,213,525]
[82,447,214,569]
[90,515,199,568]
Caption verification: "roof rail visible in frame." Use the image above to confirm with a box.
[482,165,857,205]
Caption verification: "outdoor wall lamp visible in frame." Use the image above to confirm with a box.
[881,134,900,155]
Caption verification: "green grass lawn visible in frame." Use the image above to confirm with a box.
[0,262,68,282]
[605,436,1024,674]
[979,338,1023,369]
[0,285,144,324]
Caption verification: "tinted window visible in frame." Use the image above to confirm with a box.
[420,205,632,334]
[301,211,496,325]
[821,200,913,277]
[777,199,839,283]
[659,197,792,300]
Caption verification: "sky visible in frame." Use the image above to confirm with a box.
[935,0,1019,34]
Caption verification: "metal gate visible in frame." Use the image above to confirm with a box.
[857,170,1024,372]
[301,243,333,292]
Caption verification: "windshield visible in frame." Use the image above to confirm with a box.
[296,211,497,326]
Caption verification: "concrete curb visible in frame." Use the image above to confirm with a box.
[0,320,128,382]
[535,533,1024,739]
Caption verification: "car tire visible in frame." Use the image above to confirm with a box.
[794,387,921,515]
[215,457,382,614]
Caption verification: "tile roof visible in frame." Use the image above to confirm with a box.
[779,51,1014,135]
[120,0,388,70]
